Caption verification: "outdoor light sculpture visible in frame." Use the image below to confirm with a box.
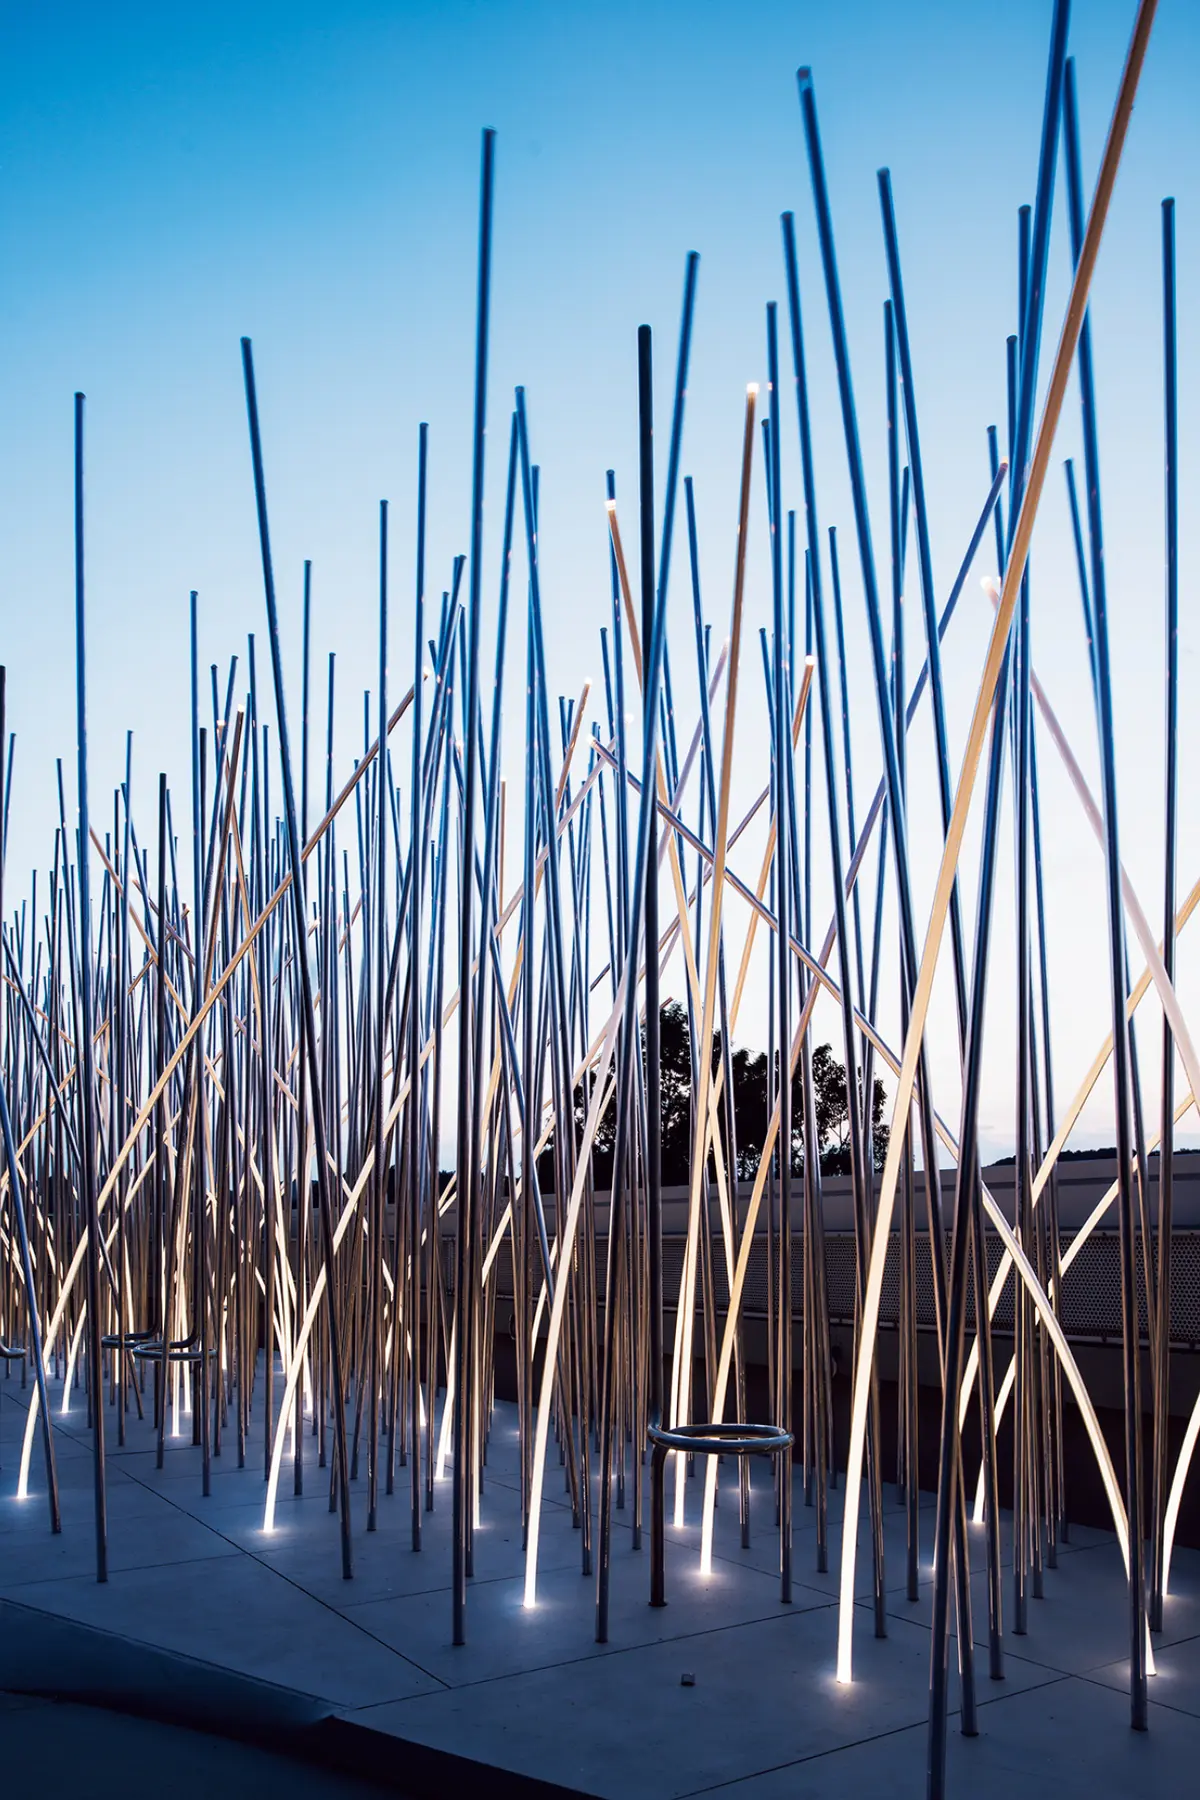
[0,1,1188,1793]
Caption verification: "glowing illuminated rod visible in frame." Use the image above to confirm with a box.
[956,604,1200,1520]
[832,4,1151,1680]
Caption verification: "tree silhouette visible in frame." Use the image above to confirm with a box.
[728,1034,888,1178]
[540,1001,888,1190]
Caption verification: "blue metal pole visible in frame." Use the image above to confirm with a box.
[1061,51,1148,1733]
[73,392,109,1583]
[367,501,388,1532]
[926,636,1014,1800]
[795,67,986,1735]
[452,127,496,1646]
[408,422,428,1547]
[767,303,793,1604]
[1150,194,1178,1634]
[240,336,354,1579]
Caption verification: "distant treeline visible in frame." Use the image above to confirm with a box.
[535,1001,889,1193]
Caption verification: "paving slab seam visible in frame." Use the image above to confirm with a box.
[17,1406,835,1701]
[1076,1652,1200,1723]
[86,1449,457,1690]
[846,1595,1091,1682]
[671,1674,1078,1798]
[207,1541,458,1690]
[0,1544,246,1595]
[11,1387,1195,1799]
[332,1558,578,1609]
[0,1591,335,1715]
[1,1597,588,1799]
[708,1546,878,1589]
[345,1595,843,1704]
[3,1490,453,1696]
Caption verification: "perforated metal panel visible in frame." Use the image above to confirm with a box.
[482,1227,1200,1347]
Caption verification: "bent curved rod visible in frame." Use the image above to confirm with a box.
[690,807,1194,1585]
[526,465,1028,1595]
[967,1087,1194,1523]
[957,604,1200,1480]
[682,813,1160,1659]
[257,638,732,1526]
[17,643,613,1498]
[266,615,734,1528]
[16,678,418,1488]
[833,0,1157,1683]
[1164,1380,1200,1596]
[515,660,1121,1600]
[258,621,723,1526]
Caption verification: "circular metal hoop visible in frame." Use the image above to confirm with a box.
[129,1337,216,1365]
[101,1329,158,1351]
[648,1420,793,1459]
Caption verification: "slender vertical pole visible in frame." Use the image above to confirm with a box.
[1150,195,1178,1634]
[638,327,661,1446]
[240,336,354,1579]
[780,202,892,1639]
[1088,385,1149,1738]
[0,679,61,1529]
[188,600,205,1483]
[453,127,496,1647]
[0,1075,60,1532]
[765,307,793,1603]
[73,392,108,1582]
[115,734,132,1447]
[301,561,312,843]
[927,643,1013,1800]
[368,502,388,1531]
[878,174,1005,1669]
[155,771,170,1440]
[795,83,995,1718]
[409,423,428,1551]
[1061,53,1147,1729]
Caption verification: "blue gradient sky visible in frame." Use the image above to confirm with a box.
[1,1,1197,1158]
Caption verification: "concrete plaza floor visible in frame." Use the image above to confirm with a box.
[0,1689,398,1799]
[1,1367,1197,1797]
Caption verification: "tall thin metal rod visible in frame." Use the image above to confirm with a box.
[1061,50,1148,1730]
[780,200,893,1646]
[453,126,496,1647]
[1150,194,1178,1635]
[73,391,108,1583]
[638,326,661,1452]
[367,500,388,1531]
[240,335,354,1579]
[927,638,1014,1800]
[823,0,1157,1688]
[408,422,428,1551]
[0,1076,60,1531]
[763,307,794,1604]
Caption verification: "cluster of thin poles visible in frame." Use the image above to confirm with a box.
[0,3,1191,1794]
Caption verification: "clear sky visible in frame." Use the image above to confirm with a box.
[1,0,1197,1160]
